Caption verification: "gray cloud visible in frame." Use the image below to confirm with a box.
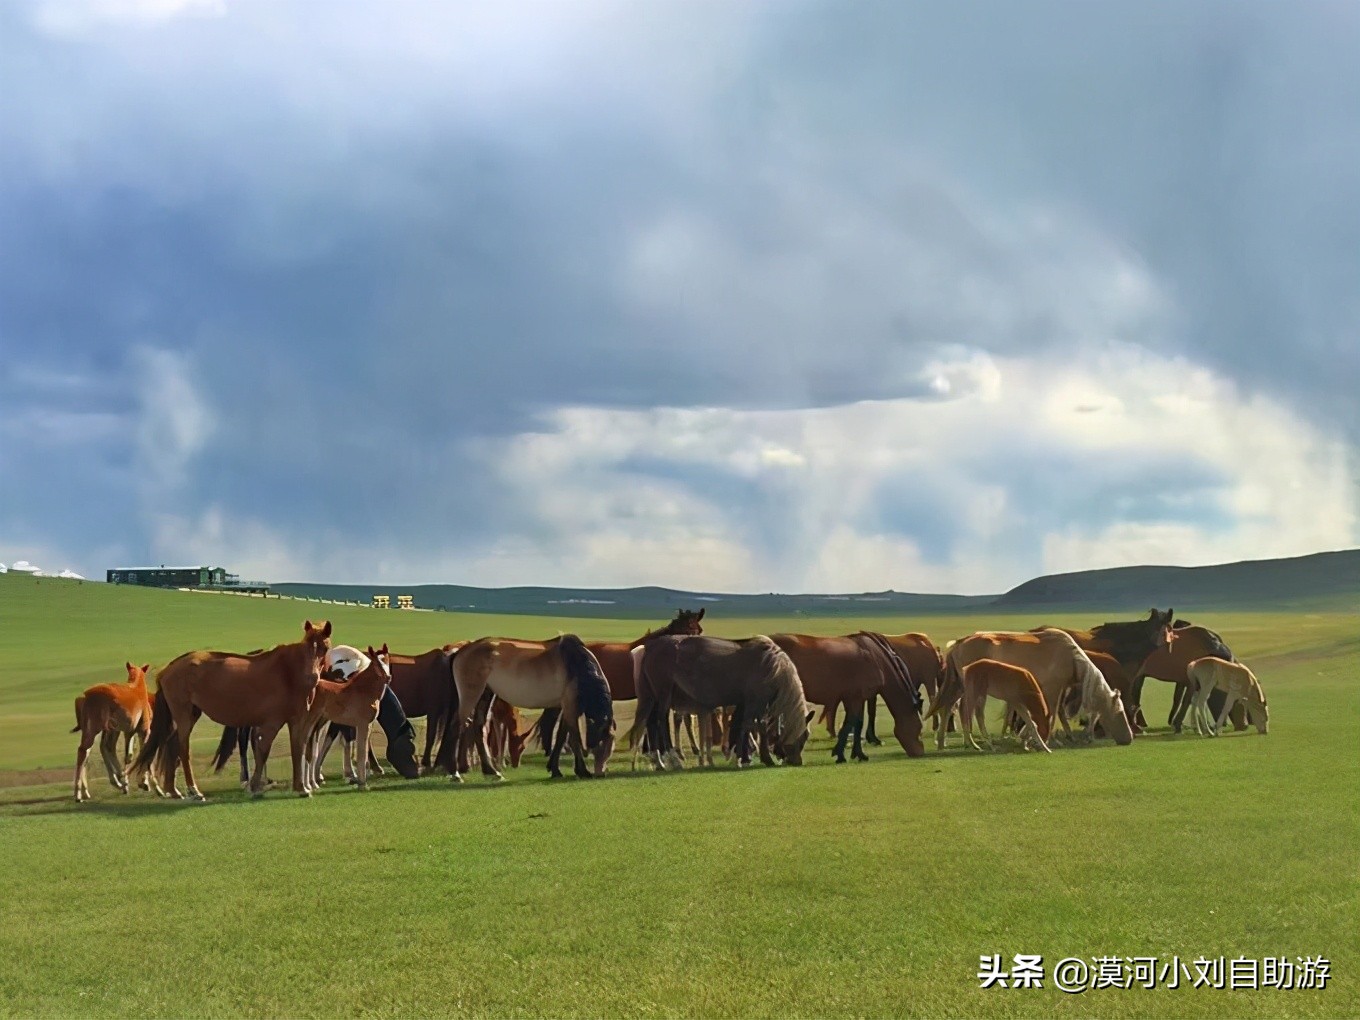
[1,0,1355,586]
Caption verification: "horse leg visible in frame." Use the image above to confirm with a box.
[237,728,251,787]
[174,711,205,801]
[864,697,882,745]
[470,696,501,781]
[548,714,571,779]
[850,713,868,762]
[567,715,592,779]
[669,712,685,762]
[1017,707,1050,753]
[1171,682,1194,733]
[99,731,127,792]
[73,726,95,802]
[684,713,700,756]
[286,719,311,796]
[248,723,281,798]
[1214,689,1239,737]
[355,722,371,791]
[974,698,995,752]
[831,713,852,763]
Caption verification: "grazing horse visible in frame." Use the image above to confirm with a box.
[958,659,1052,753]
[300,645,392,792]
[535,609,706,758]
[1187,657,1269,736]
[630,635,813,769]
[387,644,463,770]
[771,633,926,763]
[1135,622,1245,733]
[1057,650,1140,735]
[131,620,332,800]
[440,634,614,782]
[72,662,162,801]
[931,629,1133,750]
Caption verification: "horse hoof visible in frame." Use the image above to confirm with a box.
[450,773,464,784]
[188,791,207,803]
[549,770,564,779]
[356,783,369,792]
[575,770,592,780]
[296,789,312,798]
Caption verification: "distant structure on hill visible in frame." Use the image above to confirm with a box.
[106,565,269,594]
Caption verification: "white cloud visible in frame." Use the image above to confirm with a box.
[133,346,212,490]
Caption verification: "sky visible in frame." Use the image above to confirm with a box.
[1,0,1357,594]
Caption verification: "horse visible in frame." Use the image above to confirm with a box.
[629,635,812,769]
[1055,650,1139,736]
[386,643,463,770]
[958,659,1052,753]
[930,628,1133,750]
[300,645,393,791]
[131,620,332,800]
[819,632,942,743]
[1187,657,1269,736]
[771,633,926,763]
[72,662,162,801]
[1134,621,1246,732]
[439,634,614,782]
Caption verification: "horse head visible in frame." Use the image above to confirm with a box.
[670,607,705,636]
[769,709,814,766]
[1148,607,1176,648]
[303,619,333,680]
[125,662,150,686]
[1102,690,1135,745]
[586,715,616,775]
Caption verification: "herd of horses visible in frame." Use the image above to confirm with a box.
[68,607,1270,802]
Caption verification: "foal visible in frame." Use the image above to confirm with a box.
[1187,656,1269,736]
[957,659,1052,753]
[72,662,162,801]
[301,645,392,792]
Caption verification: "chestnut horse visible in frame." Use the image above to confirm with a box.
[131,620,332,800]
[441,634,614,781]
[959,659,1052,753]
[301,644,392,792]
[771,633,926,762]
[823,632,944,743]
[72,662,161,801]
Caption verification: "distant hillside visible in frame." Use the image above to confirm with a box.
[269,582,993,619]
[995,549,1360,610]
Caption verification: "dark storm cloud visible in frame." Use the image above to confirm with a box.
[1,0,1354,584]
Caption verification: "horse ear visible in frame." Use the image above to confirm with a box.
[381,643,389,655]
[305,619,313,631]
[697,607,705,620]
[126,661,134,672]
[366,645,376,657]
[142,664,151,675]
[322,621,332,638]
[805,710,815,724]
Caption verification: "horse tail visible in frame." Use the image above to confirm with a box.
[925,650,961,720]
[558,635,612,724]
[71,695,85,733]
[211,726,241,773]
[130,688,174,775]
[759,638,808,743]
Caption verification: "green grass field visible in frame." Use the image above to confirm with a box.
[0,573,1356,1017]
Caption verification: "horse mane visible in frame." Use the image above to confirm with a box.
[856,631,921,711]
[558,635,613,723]
[756,638,808,744]
[1072,645,1119,717]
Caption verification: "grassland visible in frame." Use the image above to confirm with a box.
[0,572,1356,1017]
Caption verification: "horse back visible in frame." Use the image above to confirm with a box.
[588,643,636,700]
[770,634,878,704]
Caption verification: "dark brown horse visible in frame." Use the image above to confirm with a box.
[387,643,463,770]
[630,635,812,768]
[771,633,926,762]
[132,620,332,800]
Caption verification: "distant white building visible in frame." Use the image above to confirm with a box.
[0,563,7,573]
[9,560,40,574]
[57,569,85,579]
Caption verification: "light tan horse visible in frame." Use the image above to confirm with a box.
[1187,656,1269,736]
[131,620,332,800]
[72,662,162,801]
[931,629,1133,750]
[958,659,1052,753]
[444,634,614,781]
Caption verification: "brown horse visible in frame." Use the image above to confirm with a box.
[301,644,392,792]
[1135,623,1246,732]
[932,629,1134,749]
[387,643,463,770]
[772,633,926,762]
[72,662,161,801]
[822,632,943,743]
[442,634,614,781]
[630,635,813,768]
[959,659,1052,753]
[131,620,332,800]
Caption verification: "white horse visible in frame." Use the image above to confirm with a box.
[1187,656,1269,736]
